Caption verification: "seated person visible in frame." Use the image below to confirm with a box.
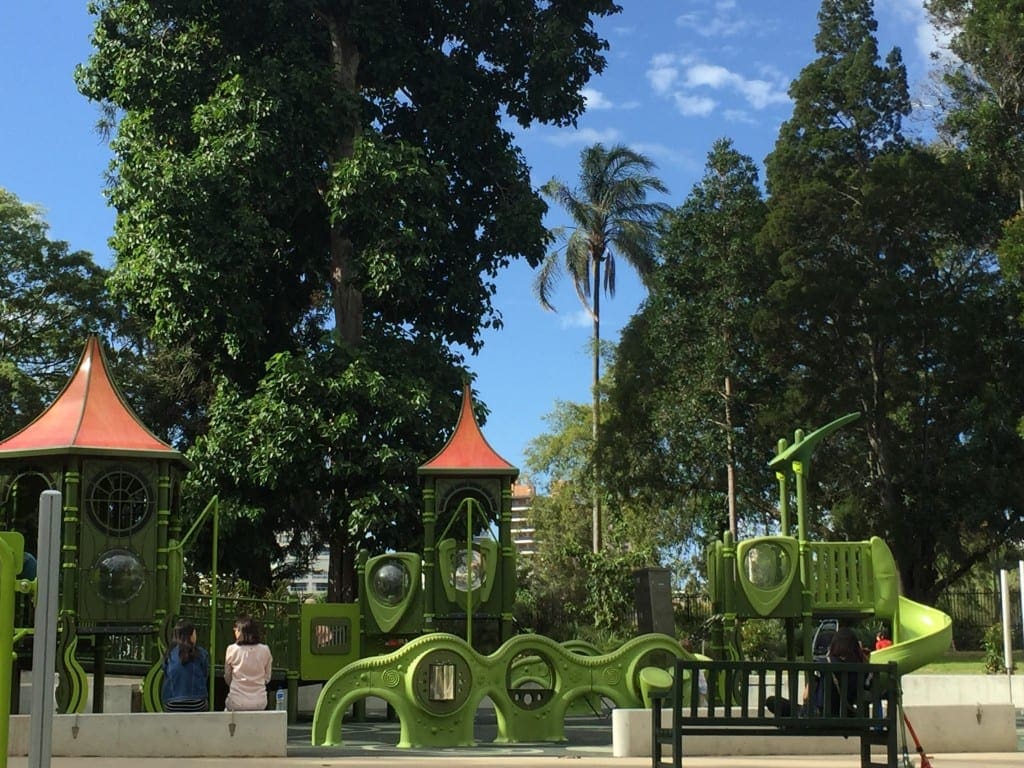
[161,619,210,712]
[765,626,866,717]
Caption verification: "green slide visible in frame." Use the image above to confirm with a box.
[871,595,952,675]
[867,537,952,674]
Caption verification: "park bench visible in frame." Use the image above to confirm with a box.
[650,658,899,768]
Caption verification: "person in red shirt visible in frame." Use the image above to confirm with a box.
[874,626,893,651]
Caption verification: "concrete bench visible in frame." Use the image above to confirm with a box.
[7,710,286,757]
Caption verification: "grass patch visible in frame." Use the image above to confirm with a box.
[912,649,1024,675]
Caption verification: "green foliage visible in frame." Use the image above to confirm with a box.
[604,139,777,542]
[184,338,462,596]
[537,143,669,550]
[515,542,649,642]
[758,0,1024,602]
[926,0,1024,212]
[982,623,1014,674]
[739,619,786,662]
[0,187,128,437]
[76,0,622,592]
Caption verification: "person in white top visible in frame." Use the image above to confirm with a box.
[224,615,273,711]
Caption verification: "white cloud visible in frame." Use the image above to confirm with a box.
[581,87,614,110]
[674,93,717,117]
[560,308,593,330]
[723,109,757,125]
[683,62,789,110]
[879,0,950,64]
[543,126,622,147]
[685,63,733,89]
[646,61,679,94]
[676,5,750,38]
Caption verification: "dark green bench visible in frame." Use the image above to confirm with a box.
[651,658,899,768]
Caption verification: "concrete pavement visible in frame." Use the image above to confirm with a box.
[4,754,1024,767]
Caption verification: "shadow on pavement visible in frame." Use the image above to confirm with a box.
[288,711,616,759]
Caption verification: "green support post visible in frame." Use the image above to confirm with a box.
[775,438,789,536]
[0,533,19,768]
[422,488,436,633]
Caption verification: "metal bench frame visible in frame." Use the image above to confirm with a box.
[651,658,899,768]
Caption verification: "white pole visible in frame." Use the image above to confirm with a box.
[1018,561,1024,650]
[29,490,61,768]
[1001,570,1014,681]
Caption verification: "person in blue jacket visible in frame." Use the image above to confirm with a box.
[161,619,209,712]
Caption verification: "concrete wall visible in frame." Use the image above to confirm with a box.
[7,711,287,757]
[612,703,1017,758]
[903,673,1024,706]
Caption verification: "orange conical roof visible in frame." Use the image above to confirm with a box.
[419,384,518,476]
[0,335,186,463]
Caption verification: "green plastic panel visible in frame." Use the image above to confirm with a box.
[311,632,686,749]
[364,553,422,634]
[300,602,361,681]
[735,537,800,617]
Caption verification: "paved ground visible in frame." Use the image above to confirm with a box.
[5,755,1024,767]
[10,702,1023,767]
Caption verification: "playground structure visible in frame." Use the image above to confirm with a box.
[706,413,953,673]
[0,337,954,754]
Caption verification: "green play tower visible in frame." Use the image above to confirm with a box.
[0,336,190,712]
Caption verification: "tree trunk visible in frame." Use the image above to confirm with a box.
[724,374,737,536]
[321,9,363,595]
[591,254,602,553]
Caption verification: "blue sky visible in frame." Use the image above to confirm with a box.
[1,1,945,483]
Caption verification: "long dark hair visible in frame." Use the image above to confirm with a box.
[828,626,865,663]
[234,615,262,646]
[166,619,198,665]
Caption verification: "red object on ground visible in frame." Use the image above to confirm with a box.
[902,711,934,768]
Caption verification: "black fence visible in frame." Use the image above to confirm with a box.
[936,588,1020,649]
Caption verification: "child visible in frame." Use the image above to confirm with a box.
[224,615,273,711]
[161,619,209,712]
[874,626,893,650]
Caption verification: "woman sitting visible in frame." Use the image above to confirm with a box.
[224,615,273,711]
[161,619,210,712]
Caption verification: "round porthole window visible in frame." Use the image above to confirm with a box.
[370,558,411,607]
[86,470,153,535]
[93,548,146,604]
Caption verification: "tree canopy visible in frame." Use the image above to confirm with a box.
[758,0,1024,601]
[76,0,622,595]
[605,138,776,543]
[0,188,122,438]
[537,143,668,552]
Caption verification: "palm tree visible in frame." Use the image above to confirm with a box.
[536,143,668,552]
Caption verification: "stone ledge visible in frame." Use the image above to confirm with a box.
[612,704,1016,757]
[7,711,287,757]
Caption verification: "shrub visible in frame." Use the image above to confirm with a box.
[982,623,1014,674]
[740,618,786,661]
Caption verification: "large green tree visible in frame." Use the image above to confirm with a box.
[605,138,776,542]
[926,0,1024,212]
[77,0,621,596]
[536,143,668,553]
[760,0,1024,601]
[0,188,121,437]
[518,396,652,643]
